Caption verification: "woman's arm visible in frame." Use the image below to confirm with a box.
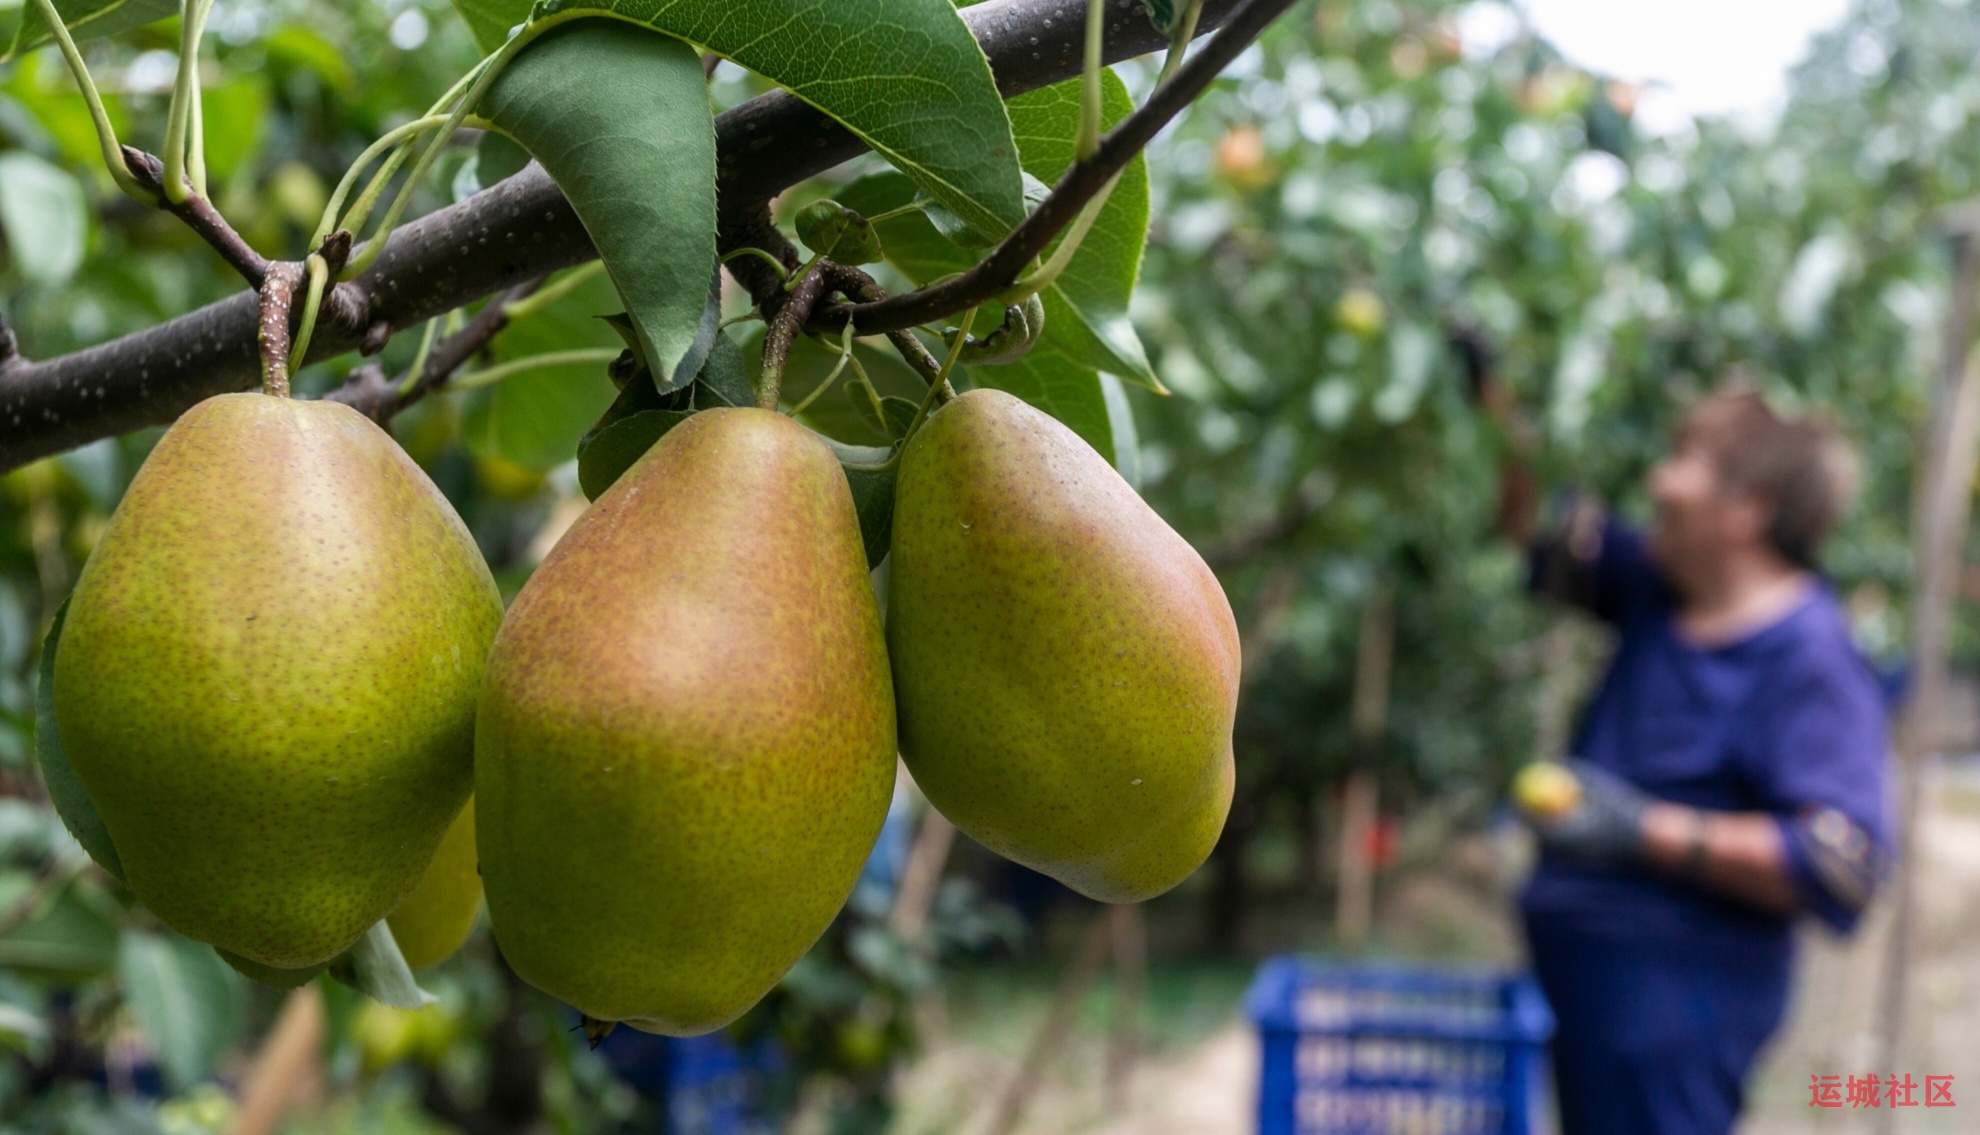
[1639,803,1801,915]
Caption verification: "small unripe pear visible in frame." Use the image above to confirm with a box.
[388,801,482,970]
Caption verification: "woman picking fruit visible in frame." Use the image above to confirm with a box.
[1479,366,1891,1135]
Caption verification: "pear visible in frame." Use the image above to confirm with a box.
[388,801,482,970]
[477,408,895,1035]
[887,389,1240,903]
[54,393,503,970]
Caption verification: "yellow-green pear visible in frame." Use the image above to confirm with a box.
[388,801,482,970]
[53,393,503,970]
[887,389,1240,903]
[477,408,895,1035]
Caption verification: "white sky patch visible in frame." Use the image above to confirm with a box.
[1518,0,1852,129]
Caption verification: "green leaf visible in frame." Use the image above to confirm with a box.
[118,931,245,1091]
[215,948,326,990]
[457,0,1025,242]
[0,151,86,287]
[464,256,627,471]
[577,409,693,500]
[0,870,117,978]
[199,75,269,185]
[327,921,434,1009]
[0,1003,46,1053]
[1138,0,1177,32]
[6,0,176,60]
[1006,71,1161,391]
[961,342,1115,464]
[1099,372,1140,488]
[480,21,717,394]
[264,25,358,94]
[821,439,899,570]
[838,173,976,283]
[692,330,754,409]
[32,600,122,881]
[880,396,919,439]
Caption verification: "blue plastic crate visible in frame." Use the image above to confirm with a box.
[1245,957,1554,1135]
[596,1028,785,1135]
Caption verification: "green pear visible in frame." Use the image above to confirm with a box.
[477,407,895,1035]
[887,389,1240,903]
[388,800,482,970]
[54,393,503,970]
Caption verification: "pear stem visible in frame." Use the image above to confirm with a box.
[901,306,975,443]
[756,266,830,410]
[257,263,305,398]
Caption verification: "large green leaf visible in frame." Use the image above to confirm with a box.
[6,0,176,61]
[118,931,245,1091]
[455,0,1025,242]
[1005,72,1161,391]
[32,600,122,881]
[480,21,717,394]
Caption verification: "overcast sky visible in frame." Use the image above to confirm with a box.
[1474,0,1855,131]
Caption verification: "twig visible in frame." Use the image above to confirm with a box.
[328,277,548,422]
[0,857,83,941]
[257,263,305,398]
[822,0,1299,335]
[888,809,958,942]
[756,267,830,410]
[822,263,951,394]
[981,909,1114,1135]
[1105,903,1146,1112]
[123,147,269,287]
[227,986,325,1135]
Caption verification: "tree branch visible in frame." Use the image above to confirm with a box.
[327,277,547,422]
[0,306,18,376]
[0,0,1249,472]
[823,0,1298,335]
[124,147,271,288]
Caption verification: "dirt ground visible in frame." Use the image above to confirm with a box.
[886,762,1980,1135]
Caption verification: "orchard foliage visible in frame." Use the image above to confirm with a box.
[1126,0,1961,884]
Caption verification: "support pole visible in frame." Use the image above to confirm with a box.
[1867,216,1980,1133]
[1335,582,1395,949]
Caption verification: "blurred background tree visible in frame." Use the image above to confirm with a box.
[0,0,1971,1129]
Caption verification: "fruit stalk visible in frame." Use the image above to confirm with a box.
[256,263,305,399]
[756,266,830,410]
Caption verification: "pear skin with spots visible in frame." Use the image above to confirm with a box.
[476,408,896,1036]
[887,390,1240,903]
[387,799,482,970]
[54,393,503,970]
